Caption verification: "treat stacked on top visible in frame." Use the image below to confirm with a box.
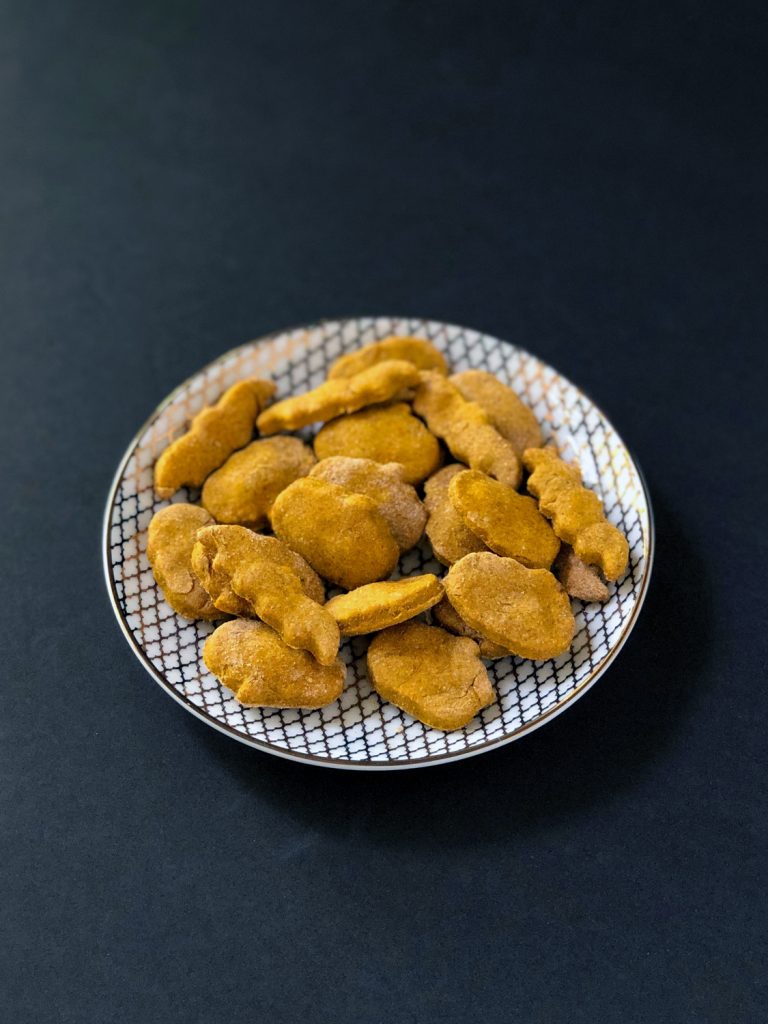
[147,336,629,732]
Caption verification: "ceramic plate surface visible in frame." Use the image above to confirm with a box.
[104,317,653,770]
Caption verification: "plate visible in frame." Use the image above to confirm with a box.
[103,317,653,770]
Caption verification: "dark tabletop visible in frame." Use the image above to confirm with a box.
[2,3,767,1022]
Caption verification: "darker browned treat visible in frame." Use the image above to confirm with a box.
[553,545,610,603]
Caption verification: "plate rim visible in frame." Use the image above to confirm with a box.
[102,317,655,771]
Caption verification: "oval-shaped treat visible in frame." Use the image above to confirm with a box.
[449,469,560,569]
[423,464,487,566]
[204,620,345,709]
[444,551,576,661]
[257,359,421,435]
[270,477,400,590]
[314,403,441,485]
[154,378,276,498]
[553,544,610,603]
[147,504,220,620]
[450,370,542,453]
[192,525,339,664]
[367,621,495,731]
[328,336,449,379]
[326,575,443,635]
[413,372,521,488]
[310,457,426,551]
[432,596,510,660]
[201,436,315,527]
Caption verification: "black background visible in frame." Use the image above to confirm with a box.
[2,3,767,1022]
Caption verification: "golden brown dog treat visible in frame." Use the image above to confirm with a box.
[192,525,339,664]
[553,545,610,603]
[154,378,276,498]
[432,597,510,660]
[450,369,543,453]
[423,464,487,566]
[444,552,576,661]
[413,372,521,488]
[204,620,345,709]
[367,621,494,731]
[309,457,426,551]
[147,504,220,620]
[448,469,560,569]
[573,523,629,584]
[314,403,441,485]
[523,445,582,493]
[201,436,315,527]
[523,447,629,581]
[197,530,325,603]
[270,477,400,590]
[327,336,449,379]
[256,359,421,435]
[525,457,583,522]
[326,575,443,635]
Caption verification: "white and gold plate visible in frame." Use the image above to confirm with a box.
[103,317,653,770]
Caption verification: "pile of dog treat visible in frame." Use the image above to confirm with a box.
[147,336,628,731]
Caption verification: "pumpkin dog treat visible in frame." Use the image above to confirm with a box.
[432,597,510,660]
[448,469,560,569]
[310,457,426,551]
[147,504,220,620]
[445,552,576,661]
[154,378,276,498]
[314,403,440,485]
[413,372,521,488]
[204,620,345,709]
[198,529,326,603]
[367,621,494,731]
[423,464,487,566]
[270,477,400,589]
[553,545,610,603]
[256,359,421,435]
[572,523,629,584]
[192,525,339,664]
[326,575,443,635]
[523,448,629,581]
[451,369,543,453]
[328,336,448,379]
[201,436,315,527]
